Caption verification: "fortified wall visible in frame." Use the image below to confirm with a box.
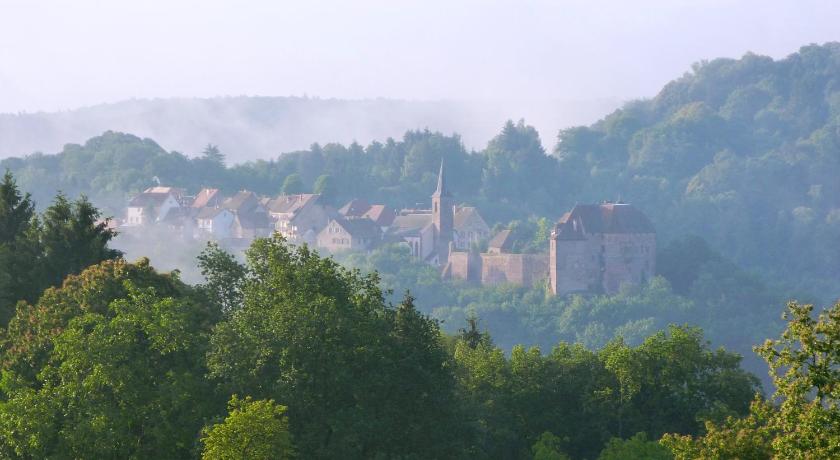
[446,249,548,287]
[445,203,656,296]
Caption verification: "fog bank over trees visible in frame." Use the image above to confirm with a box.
[0,96,620,162]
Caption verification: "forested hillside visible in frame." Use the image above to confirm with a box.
[3,44,839,300]
[556,43,840,298]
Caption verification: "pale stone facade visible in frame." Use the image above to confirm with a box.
[448,202,655,296]
[550,203,656,296]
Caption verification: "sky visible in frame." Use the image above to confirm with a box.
[1,0,840,113]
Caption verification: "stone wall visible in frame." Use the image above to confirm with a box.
[601,233,655,294]
[550,238,600,295]
[550,233,656,296]
[447,250,481,283]
[449,232,654,296]
[480,253,548,287]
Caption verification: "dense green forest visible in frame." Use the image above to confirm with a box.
[0,172,838,457]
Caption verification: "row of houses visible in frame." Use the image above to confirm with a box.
[122,167,492,258]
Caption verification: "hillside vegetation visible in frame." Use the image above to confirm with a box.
[3,44,839,300]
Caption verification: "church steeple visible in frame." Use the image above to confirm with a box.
[432,160,451,198]
[432,159,454,264]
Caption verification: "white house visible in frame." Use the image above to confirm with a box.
[126,188,183,226]
[195,207,235,239]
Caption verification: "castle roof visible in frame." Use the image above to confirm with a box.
[553,203,655,240]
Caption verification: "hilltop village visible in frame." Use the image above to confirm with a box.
[120,163,656,296]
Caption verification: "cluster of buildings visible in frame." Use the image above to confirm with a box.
[122,163,656,296]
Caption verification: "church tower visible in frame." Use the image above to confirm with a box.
[432,160,454,261]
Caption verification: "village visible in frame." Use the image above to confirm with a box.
[121,163,657,296]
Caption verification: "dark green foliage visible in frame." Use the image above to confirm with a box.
[0,171,36,323]
[201,396,295,460]
[0,260,222,459]
[555,44,840,298]
[205,236,466,459]
[280,173,304,195]
[38,193,121,288]
[453,325,757,459]
[197,242,246,315]
[597,432,672,460]
[0,172,120,325]
[312,174,336,205]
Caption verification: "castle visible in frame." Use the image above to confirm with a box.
[434,164,656,296]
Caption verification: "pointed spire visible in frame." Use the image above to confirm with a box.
[432,159,451,197]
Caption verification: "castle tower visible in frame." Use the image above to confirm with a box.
[432,160,454,262]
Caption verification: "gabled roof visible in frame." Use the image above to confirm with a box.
[488,229,516,253]
[389,213,433,237]
[192,188,221,208]
[128,192,174,208]
[332,217,381,239]
[160,207,194,224]
[222,191,260,213]
[362,205,395,227]
[454,206,487,230]
[195,206,230,219]
[144,186,185,197]
[339,198,371,217]
[553,203,655,240]
[267,194,320,215]
[234,210,272,230]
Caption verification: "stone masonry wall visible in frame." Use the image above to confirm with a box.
[601,233,656,294]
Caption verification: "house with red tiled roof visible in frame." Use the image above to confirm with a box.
[317,216,382,253]
[267,194,332,245]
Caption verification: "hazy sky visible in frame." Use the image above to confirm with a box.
[2,0,840,113]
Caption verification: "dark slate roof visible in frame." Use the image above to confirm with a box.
[336,217,381,239]
[339,198,371,217]
[267,194,320,214]
[128,192,172,207]
[389,213,433,236]
[222,191,260,212]
[362,205,395,227]
[488,229,516,252]
[195,206,228,219]
[553,203,655,240]
[235,211,272,230]
[454,206,486,230]
[160,206,194,224]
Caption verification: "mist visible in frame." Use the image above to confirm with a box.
[0,96,621,161]
[3,1,840,160]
